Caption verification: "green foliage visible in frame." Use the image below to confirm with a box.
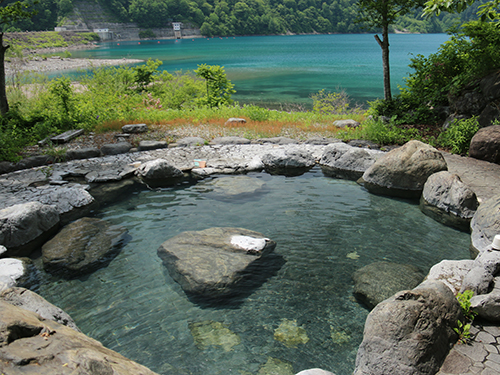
[367,96,438,125]
[342,117,422,145]
[311,89,353,115]
[138,29,156,39]
[402,21,500,109]
[245,105,271,121]
[454,290,477,344]
[133,59,162,92]
[195,64,235,108]
[437,117,479,155]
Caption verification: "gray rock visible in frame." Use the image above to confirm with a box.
[66,147,101,161]
[347,140,381,150]
[333,119,360,128]
[122,123,148,133]
[204,176,266,201]
[353,261,424,309]
[42,217,128,278]
[157,227,277,299]
[258,137,299,145]
[137,140,169,151]
[0,287,80,331]
[175,137,206,147]
[135,159,183,182]
[0,258,33,292]
[320,143,383,180]
[469,125,500,164]
[420,171,479,231]
[354,281,461,375]
[15,155,54,170]
[470,195,500,256]
[470,277,500,321]
[460,249,500,295]
[210,136,251,145]
[37,185,95,217]
[0,202,60,257]
[304,137,341,145]
[100,142,132,155]
[360,140,448,199]
[262,148,316,175]
[0,301,160,375]
[224,117,246,125]
[0,245,6,257]
[425,259,475,294]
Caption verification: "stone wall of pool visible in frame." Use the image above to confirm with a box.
[1,138,500,375]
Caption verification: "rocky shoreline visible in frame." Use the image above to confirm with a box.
[1,133,500,375]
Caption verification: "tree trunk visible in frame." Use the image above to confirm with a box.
[374,24,392,102]
[0,32,10,115]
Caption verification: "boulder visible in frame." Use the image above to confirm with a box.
[204,176,267,201]
[470,195,500,256]
[0,258,34,292]
[157,227,277,299]
[0,287,80,331]
[470,276,500,322]
[0,300,159,375]
[425,259,475,294]
[262,148,316,176]
[360,140,448,199]
[354,281,461,375]
[121,123,148,133]
[333,119,360,128]
[0,245,5,257]
[0,202,60,257]
[320,143,383,180]
[469,125,500,164]
[420,171,479,231]
[65,147,100,161]
[137,140,169,151]
[210,136,251,145]
[42,217,128,278]
[460,249,500,295]
[100,142,132,156]
[175,137,206,147]
[135,158,183,182]
[352,262,424,309]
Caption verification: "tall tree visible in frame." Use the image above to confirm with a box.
[423,0,500,22]
[0,0,38,115]
[356,0,425,101]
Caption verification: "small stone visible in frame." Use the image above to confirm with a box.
[476,331,497,345]
[224,117,246,125]
[100,142,132,155]
[137,140,169,151]
[121,123,148,134]
[333,119,360,128]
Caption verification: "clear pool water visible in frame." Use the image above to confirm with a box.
[34,168,470,375]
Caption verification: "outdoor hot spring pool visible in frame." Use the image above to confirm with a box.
[32,168,471,375]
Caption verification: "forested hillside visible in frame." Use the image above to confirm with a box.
[1,0,485,36]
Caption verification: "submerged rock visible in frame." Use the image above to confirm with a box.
[360,140,448,198]
[42,217,128,278]
[189,320,241,351]
[203,176,266,201]
[352,261,424,309]
[157,227,277,299]
[0,300,159,375]
[274,318,309,348]
[257,357,294,375]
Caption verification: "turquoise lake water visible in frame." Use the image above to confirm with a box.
[70,33,450,107]
[35,169,470,375]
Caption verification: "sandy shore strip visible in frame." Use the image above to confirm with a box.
[5,57,144,76]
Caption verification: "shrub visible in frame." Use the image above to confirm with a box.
[311,89,352,115]
[139,29,156,39]
[437,117,479,155]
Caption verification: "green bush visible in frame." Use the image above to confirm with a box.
[311,89,352,115]
[437,117,479,155]
[139,29,156,39]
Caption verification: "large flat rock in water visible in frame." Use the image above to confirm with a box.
[157,227,277,299]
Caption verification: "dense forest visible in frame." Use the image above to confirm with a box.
[1,0,486,36]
